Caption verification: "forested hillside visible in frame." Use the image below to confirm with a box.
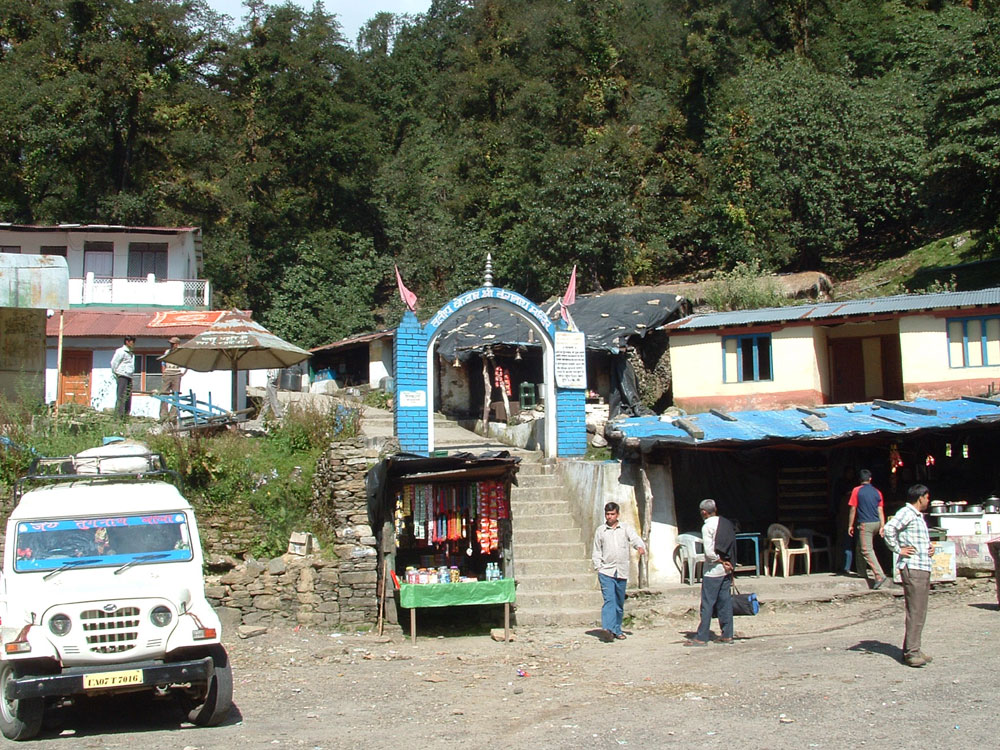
[1,0,998,347]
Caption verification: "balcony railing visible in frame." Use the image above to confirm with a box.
[70,274,211,308]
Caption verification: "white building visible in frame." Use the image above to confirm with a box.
[0,224,209,308]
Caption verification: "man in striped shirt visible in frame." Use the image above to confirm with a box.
[883,484,935,668]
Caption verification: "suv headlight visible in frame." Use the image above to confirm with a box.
[49,613,72,636]
[150,606,172,628]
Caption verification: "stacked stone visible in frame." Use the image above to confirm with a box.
[196,507,258,556]
[207,555,341,629]
[205,438,385,629]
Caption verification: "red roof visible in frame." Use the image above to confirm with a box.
[46,310,232,338]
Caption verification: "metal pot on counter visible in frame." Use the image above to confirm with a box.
[985,496,1000,514]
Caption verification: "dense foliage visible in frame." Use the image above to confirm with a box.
[1,0,999,344]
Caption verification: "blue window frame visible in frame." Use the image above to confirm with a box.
[947,316,1000,368]
[722,334,773,383]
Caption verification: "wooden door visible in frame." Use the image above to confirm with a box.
[829,339,865,403]
[880,335,904,399]
[60,350,92,405]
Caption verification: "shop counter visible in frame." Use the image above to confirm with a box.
[399,579,515,644]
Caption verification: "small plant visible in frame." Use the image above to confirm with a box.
[362,388,393,410]
[704,260,787,311]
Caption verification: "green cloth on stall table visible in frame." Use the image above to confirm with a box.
[399,579,515,609]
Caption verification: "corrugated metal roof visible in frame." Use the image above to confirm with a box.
[611,397,1000,449]
[310,329,393,353]
[668,287,1000,330]
[0,223,198,234]
[44,309,230,339]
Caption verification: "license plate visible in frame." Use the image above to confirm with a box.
[83,669,143,690]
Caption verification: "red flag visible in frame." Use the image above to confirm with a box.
[395,265,417,312]
[560,265,577,323]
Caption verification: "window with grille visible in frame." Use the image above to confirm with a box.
[947,316,1000,368]
[127,243,167,279]
[722,334,773,382]
[84,241,113,276]
[132,353,163,393]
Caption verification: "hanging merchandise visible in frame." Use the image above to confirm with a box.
[493,366,512,397]
[925,454,935,467]
[962,443,969,459]
[945,443,952,458]
[476,480,507,554]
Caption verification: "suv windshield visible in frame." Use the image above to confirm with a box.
[14,513,193,573]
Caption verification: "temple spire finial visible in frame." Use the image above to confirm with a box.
[483,253,494,288]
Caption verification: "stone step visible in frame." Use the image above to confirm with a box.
[510,499,568,516]
[510,485,566,503]
[514,590,602,612]
[513,527,587,545]
[513,473,561,489]
[514,557,593,576]
[513,573,596,592]
[515,542,587,560]
[514,607,599,627]
[513,462,553,476]
[511,513,579,531]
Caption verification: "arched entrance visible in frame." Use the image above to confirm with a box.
[393,285,586,458]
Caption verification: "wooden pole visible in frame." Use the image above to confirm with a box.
[481,355,491,428]
[377,557,387,636]
[55,310,65,423]
[638,455,654,589]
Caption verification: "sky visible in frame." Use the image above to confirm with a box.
[204,1,432,42]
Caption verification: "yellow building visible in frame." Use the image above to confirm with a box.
[667,288,1000,413]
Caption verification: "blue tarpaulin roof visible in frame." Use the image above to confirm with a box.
[611,397,1000,449]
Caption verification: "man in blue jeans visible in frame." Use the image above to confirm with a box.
[685,499,735,646]
[592,502,646,641]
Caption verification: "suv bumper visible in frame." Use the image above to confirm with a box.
[5,657,214,700]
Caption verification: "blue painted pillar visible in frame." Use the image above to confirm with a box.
[555,386,587,457]
[393,311,429,454]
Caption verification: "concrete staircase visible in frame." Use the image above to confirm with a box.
[511,456,599,627]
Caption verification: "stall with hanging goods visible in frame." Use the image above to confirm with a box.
[367,452,519,642]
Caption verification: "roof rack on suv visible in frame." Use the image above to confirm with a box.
[15,449,180,500]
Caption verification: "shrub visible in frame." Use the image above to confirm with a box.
[703,260,788,311]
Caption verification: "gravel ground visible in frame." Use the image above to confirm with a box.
[21,578,999,749]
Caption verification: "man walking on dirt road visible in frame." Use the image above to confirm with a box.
[847,469,888,589]
[592,501,646,641]
[883,484,935,667]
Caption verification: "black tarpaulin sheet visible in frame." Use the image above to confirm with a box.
[434,291,684,361]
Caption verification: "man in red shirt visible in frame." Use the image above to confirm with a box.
[847,469,888,589]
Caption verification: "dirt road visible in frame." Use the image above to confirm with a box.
[23,579,998,748]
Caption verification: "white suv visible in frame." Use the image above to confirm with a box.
[0,444,231,740]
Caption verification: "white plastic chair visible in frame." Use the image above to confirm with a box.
[795,528,832,572]
[675,533,705,585]
[765,523,811,576]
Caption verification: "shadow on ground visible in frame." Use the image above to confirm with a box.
[848,639,902,661]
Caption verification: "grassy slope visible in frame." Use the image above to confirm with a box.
[834,230,1000,299]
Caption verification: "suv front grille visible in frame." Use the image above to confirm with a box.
[80,607,140,654]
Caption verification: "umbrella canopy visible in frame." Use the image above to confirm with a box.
[162,310,310,410]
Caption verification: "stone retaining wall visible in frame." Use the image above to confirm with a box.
[205,437,392,629]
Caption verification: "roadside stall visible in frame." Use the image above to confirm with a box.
[367,452,519,642]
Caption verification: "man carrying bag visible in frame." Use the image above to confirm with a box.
[685,499,737,646]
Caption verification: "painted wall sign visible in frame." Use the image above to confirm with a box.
[554,331,587,389]
[399,390,427,407]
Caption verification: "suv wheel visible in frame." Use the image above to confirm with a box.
[0,664,43,741]
[186,645,233,727]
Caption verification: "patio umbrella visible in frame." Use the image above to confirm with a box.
[161,309,310,410]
